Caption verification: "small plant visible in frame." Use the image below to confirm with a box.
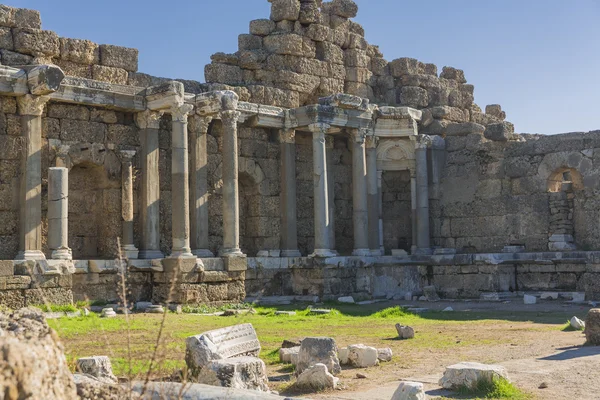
[372,306,415,318]
[457,377,531,399]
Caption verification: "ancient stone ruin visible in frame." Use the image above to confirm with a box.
[0,0,600,308]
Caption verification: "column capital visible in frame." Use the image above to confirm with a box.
[170,103,194,123]
[220,110,242,129]
[17,94,49,116]
[415,134,432,150]
[135,110,163,130]
[366,135,378,149]
[189,114,213,134]
[119,149,136,162]
[307,123,331,135]
[278,128,296,144]
[348,128,369,144]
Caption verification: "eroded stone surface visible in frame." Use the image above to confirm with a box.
[296,363,339,391]
[196,356,269,392]
[439,362,509,390]
[296,337,341,376]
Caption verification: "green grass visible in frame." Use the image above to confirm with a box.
[457,377,531,399]
[32,303,79,313]
[561,320,585,332]
[181,302,253,314]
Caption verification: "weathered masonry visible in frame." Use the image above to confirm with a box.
[1,1,600,308]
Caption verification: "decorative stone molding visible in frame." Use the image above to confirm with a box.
[415,134,432,150]
[220,110,241,129]
[348,128,368,144]
[119,149,136,162]
[170,103,194,123]
[307,122,331,135]
[189,115,213,135]
[135,110,163,130]
[17,94,49,116]
[278,128,296,144]
[366,135,378,149]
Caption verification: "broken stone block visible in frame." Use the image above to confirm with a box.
[76,356,117,384]
[485,104,506,120]
[250,19,275,36]
[99,44,138,72]
[423,285,440,302]
[296,337,341,376]
[13,28,59,56]
[347,344,378,368]
[585,308,600,345]
[377,347,393,362]
[389,57,424,77]
[196,356,269,392]
[338,347,349,364]
[570,316,585,330]
[484,122,515,142]
[330,0,358,18]
[146,305,165,314]
[445,122,485,137]
[391,381,426,400]
[296,363,339,391]
[395,324,415,339]
[269,0,301,22]
[135,301,152,311]
[279,346,300,363]
[59,38,99,64]
[440,66,466,83]
[92,65,128,85]
[399,86,428,108]
[101,308,116,318]
[523,294,537,305]
[439,362,509,390]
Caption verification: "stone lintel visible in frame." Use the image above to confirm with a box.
[146,81,185,111]
[318,93,370,111]
[0,66,28,95]
[290,104,373,131]
[49,79,145,111]
[239,102,285,128]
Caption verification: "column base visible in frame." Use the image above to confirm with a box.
[352,249,371,256]
[219,248,245,257]
[415,247,433,255]
[169,248,195,259]
[280,249,302,257]
[369,249,383,256]
[15,250,46,261]
[51,248,72,260]
[193,249,215,258]
[411,245,418,255]
[138,250,165,260]
[309,249,336,258]
[122,245,139,260]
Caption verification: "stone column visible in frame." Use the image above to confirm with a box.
[308,123,334,257]
[415,135,432,254]
[16,95,48,260]
[410,170,417,255]
[279,129,301,257]
[325,135,337,254]
[350,128,370,256]
[189,115,214,257]
[366,136,381,255]
[169,104,194,258]
[219,110,244,257]
[120,150,138,259]
[135,110,163,259]
[48,167,71,260]
[377,170,384,253]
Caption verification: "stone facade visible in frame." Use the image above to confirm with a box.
[0,2,599,307]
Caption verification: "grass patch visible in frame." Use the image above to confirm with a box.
[457,377,531,399]
[561,320,584,332]
[181,303,253,314]
[372,306,417,319]
[32,303,79,313]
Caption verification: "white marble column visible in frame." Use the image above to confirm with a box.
[120,150,138,259]
[377,170,384,254]
[48,167,71,260]
[410,170,417,255]
[279,129,301,257]
[325,135,337,255]
[219,110,244,257]
[366,136,381,255]
[135,110,163,259]
[16,95,48,260]
[415,135,432,254]
[189,115,214,257]
[350,128,370,256]
[169,104,194,258]
[308,123,334,257]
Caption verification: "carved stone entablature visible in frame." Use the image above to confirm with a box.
[170,103,194,123]
[374,106,421,138]
[146,81,185,111]
[278,128,296,144]
[135,109,163,130]
[318,93,370,111]
[17,94,50,116]
[188,114,213,135]
[195,90,239,116]
[376,138,416,171]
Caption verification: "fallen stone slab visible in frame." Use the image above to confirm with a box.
[391,381,426,400]
[296,337,341,376]
[281,339,302,348]
[586,308,600,345]
[275,311,296,316]
[296,363,339,391]
[523,294,537,305]
[279,346,300,363]
[347,344,379,368]
[146,305,165,314]
[76,356,117,384]
[131,381,289,399]
[135,301,152,311]
[439,362,509,390]
[377,347,393,362]
[196,356,269,392]
[395,324,415,339]
[73,374,129,399]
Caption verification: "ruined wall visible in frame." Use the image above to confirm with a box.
[434,130,600,253]
[381,170,412,252]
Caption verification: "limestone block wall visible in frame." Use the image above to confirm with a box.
[0,97,20,259]
[381,170,412,251]
[435,130,600,253]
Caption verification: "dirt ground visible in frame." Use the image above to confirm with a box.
[304,300,600,400]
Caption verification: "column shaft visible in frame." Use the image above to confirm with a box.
[48,167,71,260]
[279,129,301,257]
[170,104,194,258]
[17,95,48,260]
[366,137,380,255]
[415,135,432,253]
[325,136,336,254]
[189,115,214,257]
[220,111,244,257]
[377,170,384,253]
[120,150,138,259]
[136,111,163,259]
[410,173,417,255]
[309,124,334,257]
[350,129,369,256]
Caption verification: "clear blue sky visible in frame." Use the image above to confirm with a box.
[8,0,600,134]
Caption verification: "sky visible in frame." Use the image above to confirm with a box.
[7,0,600,134]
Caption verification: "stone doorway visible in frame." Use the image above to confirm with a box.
[381,170,412,253]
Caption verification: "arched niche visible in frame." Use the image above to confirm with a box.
[376,138,416,171]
